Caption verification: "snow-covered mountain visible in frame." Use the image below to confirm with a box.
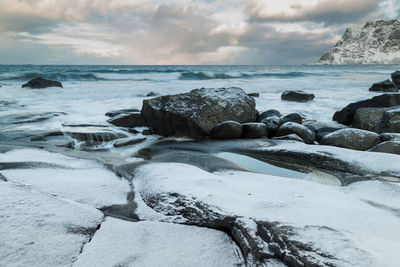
[317,20,400,65]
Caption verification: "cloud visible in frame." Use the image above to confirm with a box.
[0,0,398,64]
[247,0,382,25]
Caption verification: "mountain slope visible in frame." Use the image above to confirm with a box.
[318,20,400,65]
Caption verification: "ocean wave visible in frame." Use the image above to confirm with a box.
[178,71,319,80]
[0,72,103,81]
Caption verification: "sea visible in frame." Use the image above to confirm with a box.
[0,64,399,133]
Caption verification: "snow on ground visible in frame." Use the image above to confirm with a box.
[0,180,104,267]
[261,141,400,176]
[134,162,400,267]
[1,149,130,208]
[74,217,243,267]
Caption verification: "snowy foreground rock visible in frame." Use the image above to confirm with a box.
[1,137,400,266]
[134,161,400,267]
[317,19,400,64]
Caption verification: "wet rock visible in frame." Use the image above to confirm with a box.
[113,137,147,147]
[241,123,268,138]
[384,107,400,133]
[320,128,379,151]
[210,121,243,139]
[275,122,316,144]
[315,126,343,142]
[263,117,280,138]
[30,131,64,141]
[22,77,62,89]
[247,92,259,97]
[369,80,398,92]
[379,132,400,142]
[105,109,140,117]
[391,71,400,87]
[274,134,304,142]
[281,90,314,102]
[353,108,385,133]
[107,112,146,128]
[257,110,281,122]
[369,141,400,155]
[141,87,257,137]
[353,107,400,133]
[257,110,281,137]
[146,91,159,97]
[65,130,127,145]
[0,112,66,128]
[142,129,153,135]
[333,93,400,125]
[280,113,302,125]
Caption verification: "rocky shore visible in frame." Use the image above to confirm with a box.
[1,75,400,267]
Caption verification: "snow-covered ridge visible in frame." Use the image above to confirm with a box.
[317,20,400,65]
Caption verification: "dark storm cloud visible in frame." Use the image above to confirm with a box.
[247,0,382,25]
[0,0,397,64]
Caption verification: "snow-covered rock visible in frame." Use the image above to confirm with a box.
[318,20,400,64]
[0,180,103,267]
[134,162,400,266]
[74,218,243,267]
[0,149,130,208]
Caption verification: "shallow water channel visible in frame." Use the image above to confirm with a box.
[216,152,342,186]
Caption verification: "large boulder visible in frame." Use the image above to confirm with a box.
[209,121,243,139]
[369,80,398,92]
[281,90,314,102]
[275,122,316,144]
[141,87,257,137]
[333,93,400,125]
[241,123,267,138]
[107,112,146,128]
[353,107,400,133]
[320,128,379,151]
[369,141,400,155]
[22,77,63,89]
[391,71,400,87]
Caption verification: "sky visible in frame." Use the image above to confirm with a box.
[0,0,399,65]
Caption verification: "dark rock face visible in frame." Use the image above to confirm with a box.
[107,112,146,128]
[379,132,400,142]
[281,90,314,102]
[22,77,63,89]
[258,110,281,138]
[113,137,147,147]
[241,123,267,138]
[320,128,379,151]
[369,141,400,155]
[105,109,140,117]
[146,91,159,97]
[257,110,281,122]
[247,92,259,97]
[280,113,302,125]
[275,122,316,144]
[274,134,304,142]
[66,130,127,145]
[141,87,257,137]
[369,80,398,92]
[391,71,400,87]
[353,107,400,133]
[210,121,243,139]
[333,93,400,125]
